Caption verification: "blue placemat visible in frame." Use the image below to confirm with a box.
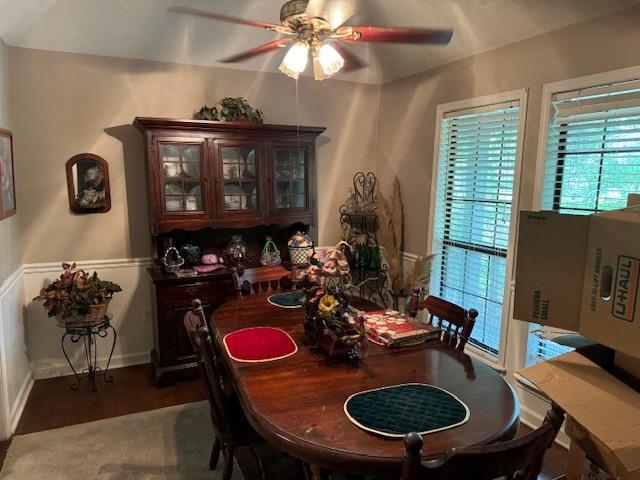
[344,383,469,438]
[267,290,306,308]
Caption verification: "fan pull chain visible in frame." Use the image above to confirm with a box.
[295,77,301,158]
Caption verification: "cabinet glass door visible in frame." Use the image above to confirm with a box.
[161,143,204,213]
[221,146,259,212]
[274,147,307,209]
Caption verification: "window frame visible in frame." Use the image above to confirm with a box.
[428,89,528,369]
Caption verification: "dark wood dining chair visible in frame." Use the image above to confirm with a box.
[233,264,293,297]
[401,404,565,480]
[406,290,478,352]
[183,299,305,480]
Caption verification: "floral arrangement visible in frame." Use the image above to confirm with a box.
[300,243,368,360]
[33,262,122,319]
[77,187,105,207]
[75,165,106,208]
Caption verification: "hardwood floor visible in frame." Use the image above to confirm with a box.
[0,363,568,479]
[15,363,207,435]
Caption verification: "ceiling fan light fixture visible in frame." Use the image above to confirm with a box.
[317,42,344,78]
[174,3,454,80]
[279,40,309,79]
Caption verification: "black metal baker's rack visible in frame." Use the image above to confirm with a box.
[339,172,390,308]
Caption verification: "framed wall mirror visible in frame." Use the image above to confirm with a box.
[66,153,111,214]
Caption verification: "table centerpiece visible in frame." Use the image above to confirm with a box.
[300,242,368,361]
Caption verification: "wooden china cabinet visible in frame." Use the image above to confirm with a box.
[134,117,325,385]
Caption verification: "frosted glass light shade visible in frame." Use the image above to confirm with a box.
[312,56,327,81]
[279,41,309,79]
[318,43,344,77]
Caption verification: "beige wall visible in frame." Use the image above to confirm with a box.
[378,5,640,254]
[9,49,379,263]
[0,39,21,284]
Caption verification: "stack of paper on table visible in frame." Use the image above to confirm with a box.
[363,310,440,347]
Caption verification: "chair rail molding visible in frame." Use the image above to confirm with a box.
[23,257,153,274]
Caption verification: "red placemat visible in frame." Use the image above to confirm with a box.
[223,327,298,362]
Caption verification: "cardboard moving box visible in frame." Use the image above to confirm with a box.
[515,205,640,479]
[514,208,640,359]
[519,351,640,480]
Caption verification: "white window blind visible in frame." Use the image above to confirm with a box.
[433,101,520,355]
[542,79,640,213]
[526,324,575,364]
[528,77,640,364]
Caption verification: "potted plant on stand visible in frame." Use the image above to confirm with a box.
[33,262,122,324]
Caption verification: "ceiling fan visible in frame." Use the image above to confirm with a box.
[169,0,453,80]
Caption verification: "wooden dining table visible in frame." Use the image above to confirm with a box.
[211,293,520,478]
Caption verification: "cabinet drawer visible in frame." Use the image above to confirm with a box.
[157,281,232,306]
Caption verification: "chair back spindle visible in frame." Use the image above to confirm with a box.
[407,290,478,352]
[233,265,293,298]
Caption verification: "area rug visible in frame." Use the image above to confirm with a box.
[0,401,244,480]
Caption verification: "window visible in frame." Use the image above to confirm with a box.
[431,92,526,356]
[527,71,640,364]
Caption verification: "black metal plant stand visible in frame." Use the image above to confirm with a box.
[339,172,391,307]
[58,314,117,392]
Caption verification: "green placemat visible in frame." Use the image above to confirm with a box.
[344,383,469,438]
[267,290,305,308]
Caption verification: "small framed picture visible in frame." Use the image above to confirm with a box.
[0,128,16,220]
[66,153,111,214]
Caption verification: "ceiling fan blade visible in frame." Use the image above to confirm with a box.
[331,43,367,72]
[219,38,294,63]
[168,6,284,30]
[305,0,359,28]
[341,26,453,44]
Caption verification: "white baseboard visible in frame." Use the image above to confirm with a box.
[31,351,150,380]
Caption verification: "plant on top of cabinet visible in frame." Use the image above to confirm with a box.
[194,97,264,123]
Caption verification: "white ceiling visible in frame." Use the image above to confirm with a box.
[0,0,638,84]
